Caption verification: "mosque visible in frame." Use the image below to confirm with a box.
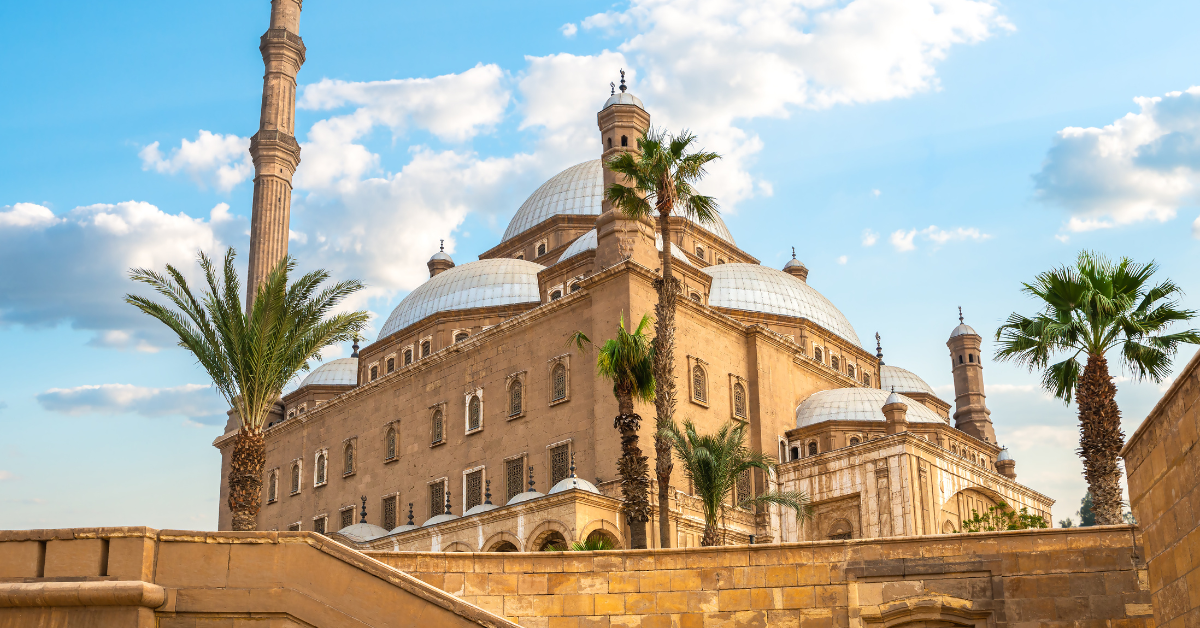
[215,60,1052,552]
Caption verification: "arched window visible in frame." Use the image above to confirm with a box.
[515,253,524,260]
[717,258,726,265]
[431,410,444,444]
[621,135,628,147]
[385,426,396,460]
[695,245,705,258]
[316,453,327,485]
[969,354,975,363]
[290,463,300,494]
[509,380,523,416]
[343,442,355,475]
[268,471,278,502]
[386,357,395,373]
[570,282,581,293]
[849,436,860,446]
[455,331,469,343]
[468,395,481,431]
[958,354,963,364]
[790,446,799,461]
[692,366,707,403]
[551,363,567,401]
[847,364,856,379]
[831,356,840,371]
[404,349,413,365]
[689,292,701,303]
[422,340,431,357]
[370,365,378,381]
[550,290,562,301]
[537,242,547,256]
[814,347,823,362]
[733,383,747,418]
[607,137,613,149]
[808,442,818,456]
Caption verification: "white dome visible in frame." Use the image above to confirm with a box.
[464,502,499,516]
[335,522,389,543]
[997,447,1013,461]
[879,365,937,397]
[702,264,860,346]
[298,358,358,388]
[502,160,736,245]
[603,91,644,110]
[795,388,946,428]
[378,259,544,339]
[558,228,695,267]
[548,476,601,495]
[389,524,419,534]
[422,513,459,527]
[950,323,977,338]
[506,490,544,506]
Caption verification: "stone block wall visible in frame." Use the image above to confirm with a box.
[367,525,1152,628]
[1123,350,1200,628]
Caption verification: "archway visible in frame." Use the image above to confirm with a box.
[482,531,523,553]
[526,519,573,552]
[578,519,626,550]
[442,541,473,553]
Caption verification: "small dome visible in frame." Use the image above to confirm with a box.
[378,259,545,339]
[389,524,419,534]
[548,476,601,495]
[298,357,358,388]
[783,258,806,270]
[430,250,453,262]
[884,390,906,406]
[603,91,645,110]
[558,228,695,267]
[950,323,977,338]
[336,522,389,543]
[795,388,946,428]
[464,502,499,516]
[879,365,937,397]
[702,264,860,346]
[506,490,544,506]
[997,447,1013,461]
[422,513,459,527]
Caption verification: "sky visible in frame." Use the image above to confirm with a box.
[1,0,1198,530]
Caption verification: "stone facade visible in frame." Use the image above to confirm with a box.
[1122,349,1200,627]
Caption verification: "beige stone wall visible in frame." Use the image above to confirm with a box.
[1122,349,1200,627]
[367,525,1152,628]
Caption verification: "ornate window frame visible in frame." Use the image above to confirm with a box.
[338,505,355,530]
[464,388,484,435]
[547,284,564,302]
[289,458,302,495]
[313,449,329,487]
[547,354,570,406]
[506,371,527,420]
[385,353,396,374]
[287,521,301,532]
[403,344,415,366]
[729,374,748,420]
[381,492,401,530]
[687,355,710,408]
[546,439,573,488]
[312,513,328,535]
[420,335,433,358]
[383,421,399,462]
[342,437,357,477]
[568,275,585,293]
[503,452,529,503]
[368,361,379,382]
[806,440,818,457]
[452,329,470,344]
[462,465,486,513]
[427,476,449,520]
[429,402,447,447]
[535,238,549,258]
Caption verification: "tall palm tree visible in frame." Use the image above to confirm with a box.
[660,420,810,547]
[606,128,720,548]
[126,249,369,530]
[569,313,656,549]
[995,251,1199,525]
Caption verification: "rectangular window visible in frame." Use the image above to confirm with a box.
[314,516,326,535]
[341,508,354,530]
[550,443,570,487]
[465,469,483,511]
[387,357,395,373]
[404,349,413,365]
[506,458,524,502]
[288,522,301,532]
[382,495,397,530]
[736,470,752,509]
[429,480,446,519]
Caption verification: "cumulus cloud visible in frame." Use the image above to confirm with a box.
[561,23,578,37]
[1034,86,1200,233]
[861,229,879,247]
[37,383,227,425]
[890,229,917,252]
[139,130,253,192]
[890,225,989,251]
[0,203,61,228]
[0,201,240,349]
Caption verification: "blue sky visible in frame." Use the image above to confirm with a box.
[2,0,1198,529]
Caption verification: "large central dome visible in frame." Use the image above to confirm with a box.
[502,160,736,245]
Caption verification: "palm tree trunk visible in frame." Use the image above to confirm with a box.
[653,205,678,549]
[614,394,651,549]
[1077,353,1125,525]
[228,428,266,531]
[701,507,720,547]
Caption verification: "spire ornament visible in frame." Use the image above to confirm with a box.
[484,479,493,505]
[528,466,536,491]
[875,332,884,364]
[406,503,415,526]
[359,495,367,523]
[445,490,453,515]
[619,69,627,92]
[959,306,964,324]
[610,81,616,96]
[351,335,360,358]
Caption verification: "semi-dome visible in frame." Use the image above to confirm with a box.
[950,323,977,338]
[879,365,937,397]
[548,476,601,495]
[378,259,545,339]
[558,228,695,267]
[335,522,389,543]
[702,263,861,346]
[298,357,358,388]
[795,388,946,428]
[501,160,736,245]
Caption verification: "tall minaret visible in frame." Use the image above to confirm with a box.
[597,70,650,213]
[593,71,656,270]
[947,307,996,443]
[246,0,305,307]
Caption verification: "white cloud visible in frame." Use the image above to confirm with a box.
[37,383,227,425]
[890,229,917,252]
[1194,215,1200,239]
[1054,234,1070,243]
[139,130,253,192]
[1006,425,1077,451]
[1035,86,1200,232]
[561,23,578,38]
[0,203,61,228]
[861,229,879,247]
[872,189,882,197]
[837,255,848,265]
[890,225,989,251]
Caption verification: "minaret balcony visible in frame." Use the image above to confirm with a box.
[259,28,306,63]
[250,130,302,167]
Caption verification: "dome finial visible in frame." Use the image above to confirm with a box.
[440,239,445,252]
[791,246,796,259]
[360,495,368,523]
[958,305,964,324]
[350,335,360,358]
[619,69,627,93]
[445,490,453,515]
[610,81,615,96]
[484,479,493,505]
[528,465,536,491]
[406,502,414,526]
[875,332,884,364]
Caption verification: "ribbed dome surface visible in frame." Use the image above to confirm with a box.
[879,365,937,396]
[502,160,736,245]
[548,476,601,495]
[950,323,977,338]
[702,264,860,346]
[603,91,644,110]
[298,358,358,388]
[795,388,946,428]
[558,228,695,267]
[378,259,544,339]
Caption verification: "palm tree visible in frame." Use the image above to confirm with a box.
[126,249,369,530]
[606,128,720,548]
[659,419,810,547]
[995,251,1199,525]
[569,313,656,549]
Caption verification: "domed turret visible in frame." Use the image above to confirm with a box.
[947,307,996,444]
[996,446,1017,479]
[783,247,809,282]
[882,387,909,435]
[427,240,455,277]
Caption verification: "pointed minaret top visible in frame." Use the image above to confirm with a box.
[959,306,964,324]
[359,495,368,524]
[619,69,627,92]
[875,332,884,364]
[350,336,360,358]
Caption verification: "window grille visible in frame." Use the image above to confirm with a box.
[690,293,701,302]
[343,442,355,475]
[340,508,353,530]
[850,436,861,446]
[570,283,581,293]
[288,522,301,532]
[537,243,546,256]
[309,516,323,534]
[736,470,751,508]
[733,383,747,418]
[847,364,855,378]
[429,481,446,518]
[422,340,431,357]
[385,427,396,460]
[383,496,397,530]
[316,454,326,484]
[468,396,481,431]
[808,442,818,456]
[505,458,524,501]
[551,364,567,401]
[550,290,562,301]
[831,356,839,371]
[695,245,704,258]
[509,380,523,416]
[814,347,823,362]
[550,444,570,486]
[291,464,300,494]
[431,410,444,444]
[864,373,871,386]
[404,349,412,365]
[387,358,395,373]
[455,332,469,343]
[370,365,378,381]
[466,470,483,510]
[692,366,706,403]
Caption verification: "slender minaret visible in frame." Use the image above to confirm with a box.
[597,70,650,213]
[947,307,996,443]
[246,0,305,307]
[594,71,656,270]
